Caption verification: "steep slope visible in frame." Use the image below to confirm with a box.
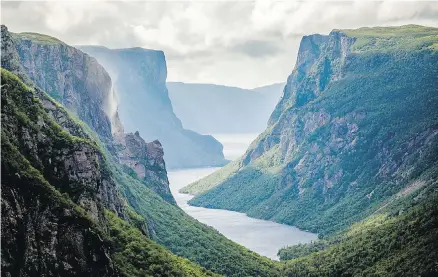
[1,68,217,277]
[8,28,114,142]
[279,187,438,277]
[78,46,227,169]
[167,82,284,134]
[184,25,438,235]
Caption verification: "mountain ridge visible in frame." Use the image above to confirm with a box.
[184,24,438,235]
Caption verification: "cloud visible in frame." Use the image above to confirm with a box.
[2,0,438,88]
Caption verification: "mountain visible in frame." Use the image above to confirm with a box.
[167,82,284,134]
[1,25,176,204]
[77,46,227,169]
[183,25,438,236]
[1,25,279,277]
[251,82,286,95]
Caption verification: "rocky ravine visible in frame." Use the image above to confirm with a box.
[78,46,227,169]
[184,25,438,235]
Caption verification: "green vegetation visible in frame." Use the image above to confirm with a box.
[279,188,438,277]
[186,26,438,238]
[11,32,65,45]
[112,164,279,277]
[340,24,438,53]
[106,211,219,277]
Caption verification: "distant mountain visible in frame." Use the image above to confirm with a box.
[167,82,284,134]
[79,46,227,169]
[251,82,286,95]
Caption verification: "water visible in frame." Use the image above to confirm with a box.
[168,133,318,260]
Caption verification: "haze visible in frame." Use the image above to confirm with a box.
[2,0,438,88]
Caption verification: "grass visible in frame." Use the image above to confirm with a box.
[338,24,438,53]
[11,32,65,45]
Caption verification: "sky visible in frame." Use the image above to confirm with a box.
[2,0,438,89]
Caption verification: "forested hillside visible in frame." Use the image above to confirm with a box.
[185,25,438,236]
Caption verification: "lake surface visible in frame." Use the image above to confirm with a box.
[168,133,318,260]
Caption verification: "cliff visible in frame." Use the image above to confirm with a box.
[8,29,114,141]
[1,25,175,204]
[79,46,228,169]
[1,68,121,276]
[185,25,438,235]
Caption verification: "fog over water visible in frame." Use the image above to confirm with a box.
[168,133,318,260]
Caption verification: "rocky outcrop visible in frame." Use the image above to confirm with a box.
[78,46,227,169]
[269,32,354,124]
[120,131,175,204]
[187,25,438,235]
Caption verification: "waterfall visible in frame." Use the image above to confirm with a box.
[105,84,124,141]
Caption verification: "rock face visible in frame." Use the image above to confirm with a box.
[6,28,114,141]
[167,82,284,134]
[1,69,122,277]
[120,131,174,204]
[79,46,227,169]
[185,25,438,235]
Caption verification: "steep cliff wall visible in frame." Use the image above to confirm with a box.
[0,68,222,277]
[79,46,227,169]
[1,69,123,276]
[7,29,113,141]
[185,25,438,235]
[1,25,174,204]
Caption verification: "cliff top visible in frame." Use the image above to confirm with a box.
[79,45,165,56]
[11,31,65,45]
[335,24,438,52]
